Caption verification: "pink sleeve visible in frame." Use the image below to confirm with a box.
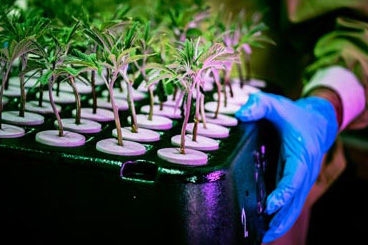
[302,66,366,131]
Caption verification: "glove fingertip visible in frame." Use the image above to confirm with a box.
[262,232,276,243]
[265,193,284,215]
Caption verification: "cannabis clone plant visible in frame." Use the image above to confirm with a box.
[0,0,273,160]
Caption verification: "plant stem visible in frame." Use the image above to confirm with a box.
[18,54,27,118]
[49,76,64,137]
[68,76,82,125]
[109,80,124,146]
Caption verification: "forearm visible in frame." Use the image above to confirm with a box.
[308,87,343,129]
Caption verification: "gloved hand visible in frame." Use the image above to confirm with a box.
[235,91,339,243]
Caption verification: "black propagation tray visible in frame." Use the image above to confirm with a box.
[1,83,280,245]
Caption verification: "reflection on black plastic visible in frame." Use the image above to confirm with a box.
[120,160,158,183]
[241,145,270,245]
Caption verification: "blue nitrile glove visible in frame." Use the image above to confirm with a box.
[235,91,338,243]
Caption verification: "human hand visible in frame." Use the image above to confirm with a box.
[235,91,339,243]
